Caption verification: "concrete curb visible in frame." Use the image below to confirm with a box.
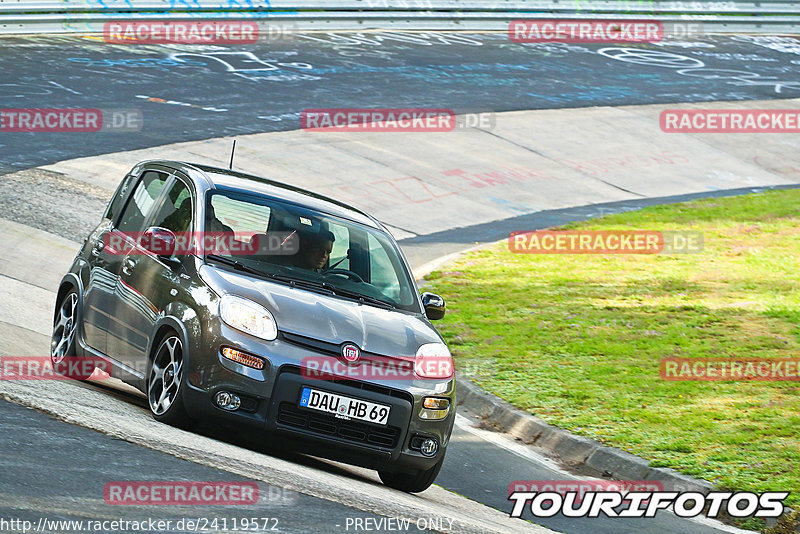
[454,374,714,495]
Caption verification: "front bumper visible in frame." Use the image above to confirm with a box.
[182,327,455,472]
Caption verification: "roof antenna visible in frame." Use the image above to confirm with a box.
[228,139,237,170]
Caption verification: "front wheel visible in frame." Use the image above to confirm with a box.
[50,289,79,370]
[378,454,445,493]
[147,332,193,428]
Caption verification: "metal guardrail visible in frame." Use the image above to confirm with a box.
[0,0,798,34]
[1,1,796,13]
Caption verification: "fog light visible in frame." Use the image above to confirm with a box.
[215,391,241,411]
[419,438,438,457]
[221,347,265,370]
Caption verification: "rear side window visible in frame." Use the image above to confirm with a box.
[104,172,137,222]
[117,171,169,233]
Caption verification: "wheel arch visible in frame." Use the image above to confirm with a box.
[55,273,83,322]
[148,316,190,367]
[145,302,201,378]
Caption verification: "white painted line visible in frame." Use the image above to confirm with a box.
[455,414,564,475]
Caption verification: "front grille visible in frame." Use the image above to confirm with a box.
[281,365,414,404]
[277,402,400,449]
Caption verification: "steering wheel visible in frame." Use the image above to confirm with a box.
[322,268,365,283]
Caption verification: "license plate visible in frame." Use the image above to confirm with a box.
[299,387,391,425]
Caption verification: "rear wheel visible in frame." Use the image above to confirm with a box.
[378,454,445,493]
[147,332,193,428]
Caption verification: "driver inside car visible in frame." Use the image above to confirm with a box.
[293,229,334,272]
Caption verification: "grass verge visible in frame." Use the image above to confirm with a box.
[426,189,800,515]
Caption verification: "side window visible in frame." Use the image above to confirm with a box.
[368,234,403,301]
[117,171,169,233]
[150,179,193,234]
[328,223,350,270]
[104,172,137,222]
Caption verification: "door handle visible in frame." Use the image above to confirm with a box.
[122,257,137,275]
[91,240,104,257]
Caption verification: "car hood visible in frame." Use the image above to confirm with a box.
[200,265,443,357]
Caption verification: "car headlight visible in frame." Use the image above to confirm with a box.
[219,295,278,341]
[414,343,454,379]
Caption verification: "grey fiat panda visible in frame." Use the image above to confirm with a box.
[51,160,455,492]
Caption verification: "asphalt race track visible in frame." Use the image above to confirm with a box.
[2,30,800,534]
[0,398,430,533]
[2,32,800,172]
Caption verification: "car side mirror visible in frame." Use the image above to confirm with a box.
[421,292,446,321]
[142,226,177,259]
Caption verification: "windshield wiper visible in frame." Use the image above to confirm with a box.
[206,254,273,279]
[268,273,336,296]
[273,274,395,310]
[205,256,331,293]
[324,286,396,310]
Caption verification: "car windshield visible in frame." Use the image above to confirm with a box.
[203,190,421,313]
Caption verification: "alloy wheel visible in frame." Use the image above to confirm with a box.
[148,336,184,416]
[50,292,77,365]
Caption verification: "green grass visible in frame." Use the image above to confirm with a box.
[427,189,800,511]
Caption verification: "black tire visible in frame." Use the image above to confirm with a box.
[50,289,86,379]
[147,331,193,429]
[378,454,445,493]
